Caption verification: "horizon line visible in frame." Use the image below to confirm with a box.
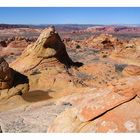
[0,23,140,26]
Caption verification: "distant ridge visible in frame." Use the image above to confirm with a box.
[0,23,140,30]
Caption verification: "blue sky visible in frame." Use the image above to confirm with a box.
[0,7,140,24]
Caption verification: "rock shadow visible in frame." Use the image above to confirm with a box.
[12,69,29,86]
[22,90,53,102]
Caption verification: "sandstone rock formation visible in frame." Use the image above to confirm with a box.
[0,40,7,48]
[10,27,83,91]
[1,76,140,133]
[122,65,140,76]
[0,57,29,102]
[48,76,140,132]
[10,27,82,74]
[80,34,120,50]
[0,57,14,89]
[110,40,140,66]
[75,62,119,88]
[0,36,35,63]
[1,26,140,133]
[0,99,72,132]
[2,38,29,55]
[78,97,140,132]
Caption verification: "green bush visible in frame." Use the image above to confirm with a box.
[76,45,81,49]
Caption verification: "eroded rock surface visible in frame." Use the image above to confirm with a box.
[122,65,140,76]
[0,57,13,89]
[0,57,29,110]
[10,27,82,73]
[9,27,84,92]
[48,76,140,132]
[0,100,72,132]
[1,26,140,133]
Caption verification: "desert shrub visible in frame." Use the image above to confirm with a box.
[76,45,81,49]
[115,64,127,72]
[102,54,107,58]
[31,69,41,75]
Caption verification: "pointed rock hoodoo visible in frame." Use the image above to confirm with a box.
[11,27,82,73]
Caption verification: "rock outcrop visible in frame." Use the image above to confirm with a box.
[1,26,140,133]
[0,57,14,89]
[75,62,119,88]
[0,36,35,63]
[78,97,140,132]
[10,27,83,91]
[47,76,140,132]
[0,57,29,102]
[0,99,72,132]
[1,76,140,133]
[10,27,82,74]
[81,34,120,50]
[122,65,140,76]
[2,38,29,55]
[0,40,7,48]
[110,40,140,66]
